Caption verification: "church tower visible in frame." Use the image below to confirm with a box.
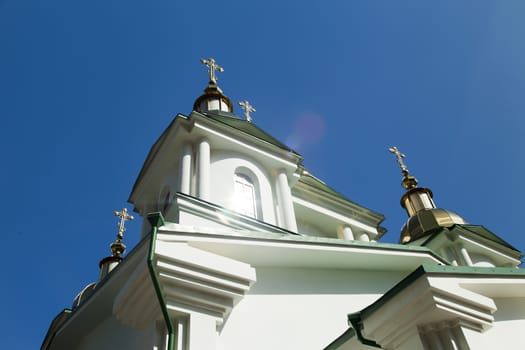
[389,146,521,268]
[128,57,385,242]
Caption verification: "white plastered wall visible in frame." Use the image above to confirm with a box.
[463,297,525,349]
[217,267,406,350]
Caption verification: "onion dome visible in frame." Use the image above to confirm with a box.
[193,57,233,113]
[400,208,467,244]
[388,147,467,244]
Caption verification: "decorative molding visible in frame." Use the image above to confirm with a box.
[113,240,256,330]
[360,274,497,349]
[168,192,295,235]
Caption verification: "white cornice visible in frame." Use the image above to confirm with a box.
[293,196,379,235]
[359,273,502,349]
[112,240,256,329]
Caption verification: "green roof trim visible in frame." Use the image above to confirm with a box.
[347,313,382,348]
[422,224,521,254]
[417,263,525,275]
[354,264,525,321]
[460,224,520,251]
[323,327,358,350]
[200,111,301,156]
[146,212,175,350]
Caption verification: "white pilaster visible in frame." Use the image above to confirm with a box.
[197,139,210,201]
[180,143,192,195]
[188,313,217,350]
[276,169,297,232]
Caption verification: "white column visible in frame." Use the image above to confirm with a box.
[276,169,297,232]
[450,323,470,349]
[180,143,192,195]
[459,245,473,266]
[359,232,370,242]
[341,226,355,240]
[197,139,210,201]
[419,322,470,350]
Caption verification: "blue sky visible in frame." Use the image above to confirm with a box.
[2,1,525,348]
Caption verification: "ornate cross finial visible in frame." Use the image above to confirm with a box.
[110,208,134,257]
[114,208,134,239]
[200,57,224,83]
[388,146,418,190]
[388,146,408,173]
[238,100,256,122]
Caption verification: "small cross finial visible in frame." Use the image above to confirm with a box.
[200,57,224,83]
[111,208,134,257]
[238,100,256,122]
[388,146,418,190]
[388,146,408,173]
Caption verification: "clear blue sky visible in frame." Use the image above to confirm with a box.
[2,1,524,348]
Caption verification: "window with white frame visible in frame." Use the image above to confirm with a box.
[234,173,257,218]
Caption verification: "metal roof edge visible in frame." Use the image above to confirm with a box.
[358,264,525,320]
[191,110,304,162]
[323,327,359,350]
[128,113,189,204]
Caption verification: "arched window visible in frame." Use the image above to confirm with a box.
[234,173,257,218]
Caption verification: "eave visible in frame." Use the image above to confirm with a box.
[154,222,448,271]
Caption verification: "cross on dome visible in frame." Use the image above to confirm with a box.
[238,100,256,122]
[388,146,418,190]
[110,208,134,257]
[388,146,408,173]
[114,207,134,239]
[200,57,224,83]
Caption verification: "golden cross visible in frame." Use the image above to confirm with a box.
[200,57,224,83]
[388,146,409,173]
[114,208,134,239]
[238,100,256,122]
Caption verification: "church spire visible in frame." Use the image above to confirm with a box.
[193,57,234,113]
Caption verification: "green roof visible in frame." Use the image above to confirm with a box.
[297,171,385,225]
[200,111,300,156]
[298,171,349,201]
[422,224,521,253]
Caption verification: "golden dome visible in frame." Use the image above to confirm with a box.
[400,208,467,244]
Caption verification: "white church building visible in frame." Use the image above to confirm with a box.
[42,58,525,350]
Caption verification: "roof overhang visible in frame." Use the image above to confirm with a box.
[331,264,525,349]
[154,222,447,271]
